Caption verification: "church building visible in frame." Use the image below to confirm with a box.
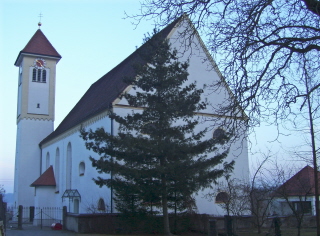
[13,15,249,218]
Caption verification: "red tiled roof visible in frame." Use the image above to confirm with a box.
[276,165,320,196]
[15,29,61,65]
[40,15,183,146]
[30,166,56,187]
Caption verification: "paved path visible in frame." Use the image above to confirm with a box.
[5,225,111,236]
[6,225,77,236]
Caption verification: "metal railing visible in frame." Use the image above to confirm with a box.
[7,206,63,228]
[34,207,63,228]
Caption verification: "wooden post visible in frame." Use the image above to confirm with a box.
[18,205,23,230]
[63,206,67,230]
[0,221,4,236]
[224,215,233,236]
[2,202,6,230]
[40,209,42,229]
[208,219,217,236]
[0,195,7,230]
[29,206,35,223]
[273,217,281,236]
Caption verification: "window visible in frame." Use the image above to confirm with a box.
[293,201,312,214]
[79,162,85,176]
[42,70,46,82]
[32,68,47,83]
[37,69,41,81]
[141,122,156,135]
[215,192,229,203]
[74,199,79,214]
[55,148,60,193]
[66,143,72,189]
[213,128,226,139]
[19,73,22,85]
[19,66,22,85]
[32,68,37,81]
[45,152,50,170]
[98,198,106,211]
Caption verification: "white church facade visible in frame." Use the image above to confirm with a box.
[13,15,249,218]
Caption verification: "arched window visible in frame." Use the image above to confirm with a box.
[32,68,47,83]
[98,198,106,212]
[213,128,227,140]
[79,162,85,176]
[37,69,41,82]
[42,70,46,82]
[66,143,72,189]
[74,199,79,214]
[141,122,156,135]
[55,148,60,192]
[45,152,50,170]
[32,68,37,81]
[215,192,229,203]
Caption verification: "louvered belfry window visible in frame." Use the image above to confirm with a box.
[32,68,37,82]
[42,70,46,82]
[32,68,47,83]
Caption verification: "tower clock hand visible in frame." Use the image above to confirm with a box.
[36,60,44,67]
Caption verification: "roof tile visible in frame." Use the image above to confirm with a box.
[15,29,61,65]
[40,15,183,145]
[276,165,320,196]
[30,166,56,187]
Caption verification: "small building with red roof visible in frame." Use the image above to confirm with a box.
[272,165,320,216]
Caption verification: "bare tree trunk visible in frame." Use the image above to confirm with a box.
[307,91,320,236]
[306,88,320,236]
[256,207,261,234]
[297,216,302,236]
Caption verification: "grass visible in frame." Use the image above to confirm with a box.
[235,227,316,236]
[77,228,317,236]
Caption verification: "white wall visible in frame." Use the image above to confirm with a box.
[170,20,249,215]
[14,118,53,207]
[37,116,112,213]
[114,20,249,215]
[272,196,316,216]
[27,68,50,115]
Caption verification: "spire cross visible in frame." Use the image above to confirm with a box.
[39,13,43,22]
[38,13,43,28]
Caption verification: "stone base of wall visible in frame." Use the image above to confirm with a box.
[65,213,208,234]
[64,213,317,234]
[0,221,4,236]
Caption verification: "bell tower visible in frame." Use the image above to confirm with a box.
[13,26,61,207]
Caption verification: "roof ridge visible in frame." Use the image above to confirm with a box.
[15,29,61,65]
[40,15,184,146]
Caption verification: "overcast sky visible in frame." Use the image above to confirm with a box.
[0,0,308,194]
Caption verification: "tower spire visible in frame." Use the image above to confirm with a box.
[38,13,43,28]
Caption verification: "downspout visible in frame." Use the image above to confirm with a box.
[110,104,114,213]
[39,144,42,175]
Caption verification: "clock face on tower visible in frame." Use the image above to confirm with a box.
[34,58,46,68]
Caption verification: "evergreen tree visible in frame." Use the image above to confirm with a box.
[81,31,233,235]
